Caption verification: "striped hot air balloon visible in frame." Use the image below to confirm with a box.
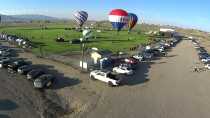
[73,11,88,27]
[128,13,138,32]
[109,9,128,31]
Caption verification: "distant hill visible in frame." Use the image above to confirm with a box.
[0,14,59,22]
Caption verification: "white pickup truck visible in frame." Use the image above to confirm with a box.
[90,70,122,86]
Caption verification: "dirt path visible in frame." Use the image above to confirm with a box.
[83,40,210,118]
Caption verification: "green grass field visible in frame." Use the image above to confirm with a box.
[0,23,150,54]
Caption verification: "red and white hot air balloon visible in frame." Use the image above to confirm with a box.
[109,9,128,31]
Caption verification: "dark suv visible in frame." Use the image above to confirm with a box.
[0,58,17,68]
[27,69,45,80]
[8,60,28,72]
[34,74,55,88]
[17,65,34,75]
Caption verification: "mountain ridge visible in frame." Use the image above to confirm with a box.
[0,14,59,22]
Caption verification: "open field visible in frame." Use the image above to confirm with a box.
[0,23,150,54]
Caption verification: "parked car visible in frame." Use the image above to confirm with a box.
[194,45,200,49]
[33,74,55,89]
[27,69,45,80]
[55,37,65,42]
[198,49,207,53]
[90,70,122,86]
[157,47,165,52]
[124,57,138,64]
[164,43,171,48]
[147,49,163,56]
[119,63,137,70]
[8,60,28,72]
[204,64,210,70]
[113,66,134,75]
[0,48,12,53]
[0,57,9,62]
[17,65,34,75]
[201,56,210,63]
[197,47,207,52]
[199,53,209,59]
[133,54,144,61]
[0,51,11,57]
[0,58,16,68]
[70,39,81,44]
[143,52,153,59]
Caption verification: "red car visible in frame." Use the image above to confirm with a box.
[124,57,138,64]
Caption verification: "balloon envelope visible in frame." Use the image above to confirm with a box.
[73,11,88,27]
[83,30,92,39]
[109,9,128,31]
[128,13,138,31]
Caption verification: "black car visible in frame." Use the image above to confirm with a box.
[33,74,55,88]
[0,57,9,61]
[0,58,17,68]
[146,49,163,56]
[70,39,81,44]
[17,65,34,75]
[197,47,207,53]
[119,63,137,70]
[0,51,11,57]
[8,60,28,72]
[55,37,65,42]
[27,69,45,80]
[0,48,13,53]
[199,53,209,59]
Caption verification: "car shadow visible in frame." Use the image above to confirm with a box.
[86,39,132,43]
[32,64,81,90]
[156,61,167,64]
[0,114,10,118]
[0,99,18,111]
[152,56,162,61]
[166,54,178,58]
[122,61,154,86]
[47,69,81,90]
[31,42,47,48]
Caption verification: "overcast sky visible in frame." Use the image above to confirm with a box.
[0,0,210,31]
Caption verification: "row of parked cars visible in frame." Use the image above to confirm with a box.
[0,46,55,89]
[192,39,210,69]
[0,33,32,49]
[89,38,181,87]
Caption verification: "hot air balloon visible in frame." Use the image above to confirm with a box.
[73,11,88,27]
[109,9,128,32]
[128,13,138,32]
[83,30,92,39]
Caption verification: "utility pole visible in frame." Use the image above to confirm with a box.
[0,15,1,24]
[81,41,85,70]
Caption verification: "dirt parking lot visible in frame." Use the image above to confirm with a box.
[2,40,210,118]
[81,40,210,118]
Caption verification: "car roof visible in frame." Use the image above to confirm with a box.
[39,74,54,79]
[30,69,44,73]
[20,65,32,68]
[93,70,110,73]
